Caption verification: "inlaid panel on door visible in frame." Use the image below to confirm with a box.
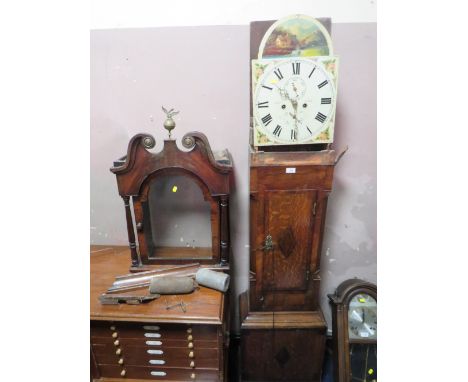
[263,189,317,291]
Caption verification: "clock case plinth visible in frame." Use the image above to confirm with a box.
[328,279,377,382]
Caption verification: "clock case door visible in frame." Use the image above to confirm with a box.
[328,279,377,382]
[249,150,339,311]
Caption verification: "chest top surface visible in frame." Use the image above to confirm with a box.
[90,246,224,325]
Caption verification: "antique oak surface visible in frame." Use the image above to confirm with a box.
[240,148,345,381]
[91,246,228,382]
[90,246,224,324]
[248,149,343,312]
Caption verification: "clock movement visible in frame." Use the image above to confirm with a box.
[328,279,377,382]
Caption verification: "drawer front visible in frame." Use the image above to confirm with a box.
[91,336,218,349]
[93,343,219,368]
[98,364,220,381]
[91,322,218,341]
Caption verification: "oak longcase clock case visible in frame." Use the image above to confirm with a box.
[249,149,344,311]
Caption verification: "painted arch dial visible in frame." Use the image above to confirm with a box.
[253,58,336,144]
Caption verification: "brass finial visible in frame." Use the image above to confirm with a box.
[162,106,179,138]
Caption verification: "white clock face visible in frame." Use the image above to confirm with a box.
[253,58,336,144]
[348,294,377,340]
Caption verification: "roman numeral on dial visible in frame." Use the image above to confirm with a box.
[261,114,273,126]
[317,80,328,89]
[315,112,327,123]
[274,69,284,80]
[321,98,332,104]
[292,62,300,75]
[290,130,297,140]
[308,67,316,78]
[262,85,273,90]
[273,125,282,137]
[307,126,313,135]
[257,101,269,108]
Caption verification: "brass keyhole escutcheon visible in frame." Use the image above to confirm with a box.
[264,235,274,251]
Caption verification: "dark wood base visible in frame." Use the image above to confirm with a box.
[239,292,327,381]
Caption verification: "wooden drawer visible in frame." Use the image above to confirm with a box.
[97,364,220,381]
[93,343,219,369]
[91,322,218,341]
[91,336,218,349]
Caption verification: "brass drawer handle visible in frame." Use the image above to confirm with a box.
[116,348,122,355]
[112,332,118,339]
[113,340,120,346]
[110,325,116,331]
[188,351,194,358]
[187,328,192,334]
[191,373,196,379]
[120,369,126,377]
[187,335,193,341]
[188,342,194,349]
[190,361,195,368]
[118,358,124,365]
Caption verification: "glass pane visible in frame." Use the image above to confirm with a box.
[349,343,377,382]
[147,174,212,259]
[348,294,377,340]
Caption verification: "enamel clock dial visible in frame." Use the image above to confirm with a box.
[252,57,338,146]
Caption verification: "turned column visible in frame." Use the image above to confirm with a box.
[219,195,230,265]
[122,196,140,267]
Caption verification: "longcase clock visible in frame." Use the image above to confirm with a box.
[240,15,346,382]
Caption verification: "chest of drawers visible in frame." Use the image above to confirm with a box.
[91,321,224,380]
[91,247,228,382]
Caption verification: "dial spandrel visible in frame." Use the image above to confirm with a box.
[348,294,377,340]
[253,57,337,145]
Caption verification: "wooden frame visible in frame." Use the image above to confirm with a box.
[111,131,233,270]
[328,279,377,382]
